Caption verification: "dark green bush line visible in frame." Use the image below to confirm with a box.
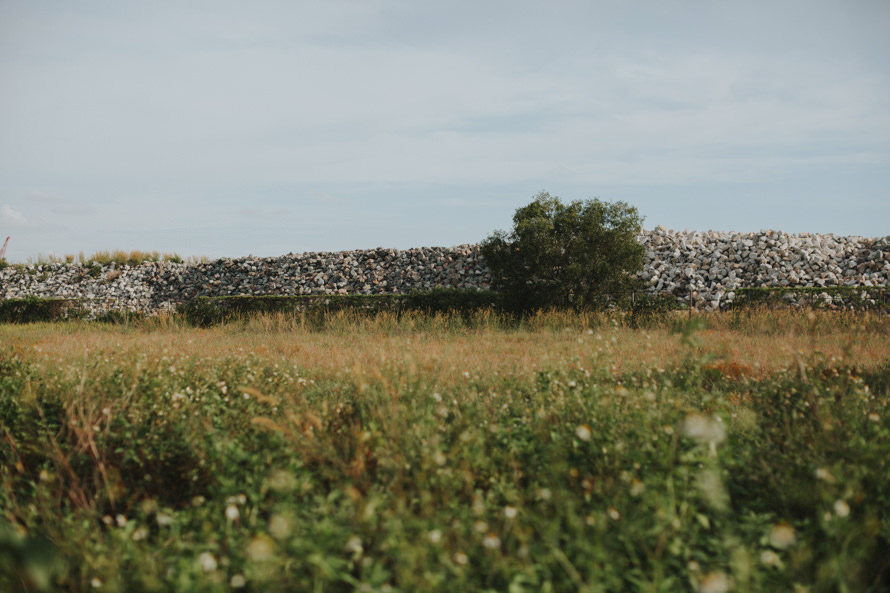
[728,286,889,311]
[175,289,506,326]
[0,297,84,323]
[2,285,887,325]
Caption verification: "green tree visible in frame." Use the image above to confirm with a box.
[480,192,646,311]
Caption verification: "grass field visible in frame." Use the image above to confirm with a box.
[2,309,890,592]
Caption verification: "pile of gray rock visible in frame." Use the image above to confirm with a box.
[1,229,887,315]
[640,227,889,310]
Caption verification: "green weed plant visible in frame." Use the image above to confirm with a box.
[0,313,888,592]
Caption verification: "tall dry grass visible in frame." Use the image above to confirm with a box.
[3,308,887,391]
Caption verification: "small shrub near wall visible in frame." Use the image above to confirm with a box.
[0,297,83,323]
[175,289,503,327]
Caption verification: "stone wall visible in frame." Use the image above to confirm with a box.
[2,228,888,314]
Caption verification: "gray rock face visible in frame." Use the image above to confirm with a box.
[2,230,888,315]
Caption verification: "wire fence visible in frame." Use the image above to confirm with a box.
[596,286,890,315]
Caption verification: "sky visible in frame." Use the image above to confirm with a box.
[1,0,888,261]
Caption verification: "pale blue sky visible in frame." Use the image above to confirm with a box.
[1,0,888,261]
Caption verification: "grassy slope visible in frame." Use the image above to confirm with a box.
[1,310,889,592]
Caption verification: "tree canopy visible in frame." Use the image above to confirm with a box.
[480,192,646,311]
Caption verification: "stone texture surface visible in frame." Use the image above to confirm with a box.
[2,229,888,314]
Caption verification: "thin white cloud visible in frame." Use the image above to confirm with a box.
[27,191,93,215]
[0,204,29,229]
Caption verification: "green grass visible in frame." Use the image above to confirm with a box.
[1,311,889,592]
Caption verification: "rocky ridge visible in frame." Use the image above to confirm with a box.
[2,228,888,315]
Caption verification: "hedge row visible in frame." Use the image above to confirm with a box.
[728,286,889,310]
[0,287,886,324]
[174,290,505,327]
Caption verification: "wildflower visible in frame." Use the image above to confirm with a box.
[768,522,796,549]
[155,511,173,527]
[454,552,469,565]
[698,571,730,593]
[504,505,518,519]
[607,507,620,521]
[760,550,780,567]
[538,488,552,501]
[225,504,240,522]
[230,574,247,588]
[197,551,218,572]
[630,479,646,497]
[473,520,488,533]
[833,499,850,518]
[575,424,592,441]
[433,451,447,466]
[115,514,128,528]
[132,526,149,541]
[428,529,442,544]
[268,514,292,540]
[483,533,501,549]
[814,467,834,483]
[868,413,880,422]
[683,413,726,448]
[91,577,103,588]
[344,535,364,557]
[247,535,276,561]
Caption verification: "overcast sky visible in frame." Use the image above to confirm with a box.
[1,0,888,261]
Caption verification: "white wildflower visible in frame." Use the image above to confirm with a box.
[268,514,292,540]
[683,413,726,447]
[760,550,780,567]
[698,571,730,593]
[483,533,501,549]
[247,535,276,561]
[768,522,796,549]
[344,535,364,557]
[833,499,850,518]
[230,574,246,588]
[197,552,218,573]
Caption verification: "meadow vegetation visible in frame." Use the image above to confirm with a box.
[5,250,208,267]
[2,308,889,592]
